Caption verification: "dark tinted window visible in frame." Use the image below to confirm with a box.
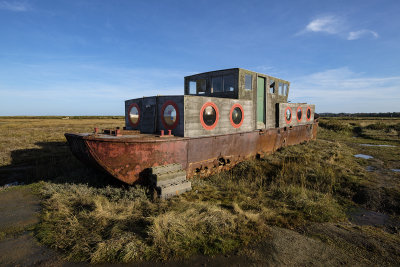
[307,108,311,120]
[232,107,242,125]
[212,76,223,93]
[297,108,302,121]
[197,79,206,94]
[223,75,235,92]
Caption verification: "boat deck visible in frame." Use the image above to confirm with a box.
[68,131,188,143]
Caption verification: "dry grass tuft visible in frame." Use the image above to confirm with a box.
[1,117,399,263]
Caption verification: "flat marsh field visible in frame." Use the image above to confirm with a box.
[0,116,399,266]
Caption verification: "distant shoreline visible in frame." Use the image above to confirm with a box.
[318,112,400,118]
[0,116,124,119]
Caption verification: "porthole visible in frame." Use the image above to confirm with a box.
[128,103,140,128]
[229,104,244,128]
[200,102,219,130]
[203,107,216,126]
[285,107,292,124]
[297,107,302,122]
[306,106,312,121]
[161,100,180,130]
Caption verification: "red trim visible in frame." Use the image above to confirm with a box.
[128,103,140,128]
[161,100,180,130]
[306,106,312,121]
[285,106,292,124]
[200,102,219,130]
[229,103,244,128]
[296,106,303,122]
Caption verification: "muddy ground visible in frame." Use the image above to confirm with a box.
[0,186,399,266]
[0,187,60,266]
[0,117,399,266]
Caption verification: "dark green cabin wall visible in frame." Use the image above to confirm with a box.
[257,76,266,124]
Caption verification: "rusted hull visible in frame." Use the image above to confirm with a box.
[65,123,318,184]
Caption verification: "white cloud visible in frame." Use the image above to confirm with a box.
[298,15,379,41]
[347,30,379,40]
[304,16,341,34]
[290,67,400,113]
[0,1,29,11]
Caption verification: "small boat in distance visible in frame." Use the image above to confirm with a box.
[65,68,318,184]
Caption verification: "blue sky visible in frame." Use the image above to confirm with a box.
[0,0,399,115]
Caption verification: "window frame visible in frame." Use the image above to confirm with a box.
[278,82,284,95]
[161,100,180,130]
[199,102,219,130]
[283,83,289,96]
[128,103,141,128]
[269,79,275,94]
[245,74,253,90]
[211,76,223,93]
[223,74,236,92]
[229,103,244,128]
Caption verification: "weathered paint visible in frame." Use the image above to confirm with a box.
[65,122,318,184]
[67,68,315,185]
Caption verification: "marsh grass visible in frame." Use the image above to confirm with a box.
[1,117,399,263]
[34,138,367,263]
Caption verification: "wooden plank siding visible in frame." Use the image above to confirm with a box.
[278,103,315,128]
[183,95,254,137]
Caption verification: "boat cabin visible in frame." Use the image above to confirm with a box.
[125,68,315,137]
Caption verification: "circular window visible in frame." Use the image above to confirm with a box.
[285,107,292,124]
[161,101,179,129]
[306,106,311,121]
[297,107,302,122]
[229,104,244,128]
[128,103,140,127]
[200,102,219,130]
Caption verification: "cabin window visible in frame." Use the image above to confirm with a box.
[200,102,219,130]
[128,103,140,127]
[223,75,235,92]
[130,107,139,124]
[306,107,311,121]
[269,79,275,93]
[163,105,177,126]
[203,106,216,126]
[284,84,288,96]
[230,104,244,128]
[245,74,252,90]
[232,107,242,124]
[285,107,292,124]
[212,76,223,93]
[189,81,196,94]
[197,79,206,94]
[279,82,284,95]
[297,107,302,122]
[161,101,180,129]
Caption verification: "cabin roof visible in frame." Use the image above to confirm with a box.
[184,68,289,83]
